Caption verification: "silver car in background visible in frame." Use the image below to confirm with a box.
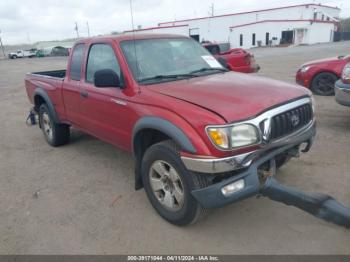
[335,63,350,107]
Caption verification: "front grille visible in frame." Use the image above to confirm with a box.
[270,103,313,140]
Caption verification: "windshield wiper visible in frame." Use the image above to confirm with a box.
[190,67,228,74]
[139,74,197,83]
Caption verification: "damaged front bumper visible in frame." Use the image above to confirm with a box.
[188,142,311,209]
[184,122,350,228]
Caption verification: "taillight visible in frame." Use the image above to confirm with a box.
[342,63,350,84]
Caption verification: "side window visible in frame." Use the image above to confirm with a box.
[86,44,121,84]
[70,44,85,81]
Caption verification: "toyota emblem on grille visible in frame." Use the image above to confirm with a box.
[290,114,300,127]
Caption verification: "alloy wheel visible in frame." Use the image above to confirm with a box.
[149,160,185,212]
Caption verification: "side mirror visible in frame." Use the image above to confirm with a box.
[94,69,120,88]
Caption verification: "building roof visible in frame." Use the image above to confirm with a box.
[158,3,340,26]
[229,19,338,29]
[124,24,188,33]
[73,33,189,45]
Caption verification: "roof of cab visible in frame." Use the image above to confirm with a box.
[74,33,189,45]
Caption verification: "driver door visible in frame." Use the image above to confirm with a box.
[78,42,132,149]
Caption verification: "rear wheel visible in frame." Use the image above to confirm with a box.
[311,72,338,96]
[141,140,210,226]
[38,104,70,146]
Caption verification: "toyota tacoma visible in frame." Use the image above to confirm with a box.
[26,34,348,227]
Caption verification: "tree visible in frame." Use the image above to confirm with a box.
[340,17,350,32]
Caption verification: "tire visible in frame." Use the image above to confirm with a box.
[12,55,17,59]
[38,104,70,146]
[311,72,338,96]
[141,140,210,226]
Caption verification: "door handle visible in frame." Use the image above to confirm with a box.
[80,90,88,98]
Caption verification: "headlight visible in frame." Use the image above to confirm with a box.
[231,124,259,147]
[207,124,259,150]
[300,66,310,73]
[342,63,350,84]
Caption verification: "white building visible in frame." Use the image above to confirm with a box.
[125,3,341,49]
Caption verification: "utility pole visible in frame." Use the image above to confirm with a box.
[86,21,90,37]
[74,22,80,38]
[0,30,5,58]
[27,32,31,44]
[210,3,214,17]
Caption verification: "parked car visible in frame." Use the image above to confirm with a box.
[202,42,260,73]
[335,63,350,107]
[25,34,316,226]
[51,46,69,56]
[35,49,45,58]
[296,55,350,96]
[8,49,36,59]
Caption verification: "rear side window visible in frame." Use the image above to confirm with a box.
[86,44,121,83]
[70,44,85,81]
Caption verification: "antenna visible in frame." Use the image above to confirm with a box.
[0,30,5,58]
[129,0,140,92]
[87,21,90,37]
[27,32,31,44]
[74,22,80,38]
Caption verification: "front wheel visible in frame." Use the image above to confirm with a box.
[38,104,70,146]
[311,72,338,96]
[141,140,210,226]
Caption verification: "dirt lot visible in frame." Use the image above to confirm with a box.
[0,41,349,255]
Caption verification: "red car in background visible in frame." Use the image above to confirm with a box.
[296,55,350,96]
[203,42,260,73]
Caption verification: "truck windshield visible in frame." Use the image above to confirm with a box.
[120,38,225,84]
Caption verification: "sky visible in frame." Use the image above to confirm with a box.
[0,0,349,45]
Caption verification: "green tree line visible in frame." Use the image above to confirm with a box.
[341,17,350,32]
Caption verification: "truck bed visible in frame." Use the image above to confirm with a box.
[25,69,67,121]
[29,70,66,79]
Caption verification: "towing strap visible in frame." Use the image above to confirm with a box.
[260,177,350,228]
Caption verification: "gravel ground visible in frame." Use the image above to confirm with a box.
[0,41,349,255]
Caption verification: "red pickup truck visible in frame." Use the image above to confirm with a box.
[202,42,260,73]
[25,34,317,226]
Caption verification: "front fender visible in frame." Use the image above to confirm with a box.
[132,116,199,190]
[132,116,196,155]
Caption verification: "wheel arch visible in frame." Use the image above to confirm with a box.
[132,116,197,190]
[33,88,60,124]
[311,70,339,86]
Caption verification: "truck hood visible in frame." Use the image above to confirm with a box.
[147,72,309,122]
